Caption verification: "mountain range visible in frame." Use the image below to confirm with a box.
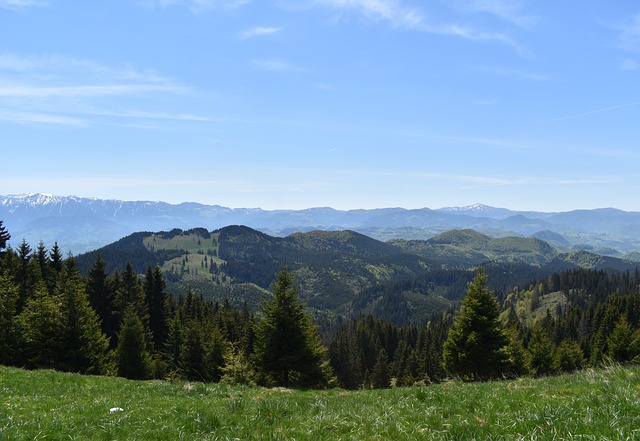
[3,193,640,257]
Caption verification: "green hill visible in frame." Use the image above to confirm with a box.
[76,226,638,325]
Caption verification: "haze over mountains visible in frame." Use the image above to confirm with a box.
[2,193,640,257]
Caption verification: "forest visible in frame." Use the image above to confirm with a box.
[1,219,640,389]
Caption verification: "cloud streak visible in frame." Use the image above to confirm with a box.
[0,53,202,127]
[535,101,640,125]
[239,26,282,39]
[0,0,47,10]
[449,0,538,29]
[252,58,306,73]
[316,0,424,29]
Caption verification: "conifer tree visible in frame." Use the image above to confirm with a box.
[443,268,508,381]
[527,322,556,377]
[86,255,116,341]
[0,220,10,254]
[0,271,19,365]
[144,265,168,349]
[253,266,332,388]
[607,315,640,364]
[116,305,150,380]
[16,283,64,369]
[58,259,111,374]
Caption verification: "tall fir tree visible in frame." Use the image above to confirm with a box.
[253,266,332,388]
[58,258,111,374]
[116,305,150,380]
[0,270,20,365]
[0,220,10,255]
[86,255,116,342]
[442,268,509,381]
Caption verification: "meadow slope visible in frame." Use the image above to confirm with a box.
[2,365,640,440]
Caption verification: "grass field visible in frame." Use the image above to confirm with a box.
[2,364,640,440]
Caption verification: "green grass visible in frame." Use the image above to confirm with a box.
[2,365,640,440]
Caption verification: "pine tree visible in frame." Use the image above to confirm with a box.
[144,265,168,349]
[16,283,64,369]
[253,266,332,388]
[86,255,116,341]
[527,322,556,377]
[370,348,391,389]
[0,270,19,365]
[607,315,640,364]
[58,259,111,374]
[116,305,150,380]
[443,268,509,381]
[0,220,10,254]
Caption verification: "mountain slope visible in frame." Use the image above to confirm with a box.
[5,193,640,255]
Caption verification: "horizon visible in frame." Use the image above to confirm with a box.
[2,2,639,212]
[1,192,634,214]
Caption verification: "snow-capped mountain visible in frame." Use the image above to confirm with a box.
[2,193,640,256]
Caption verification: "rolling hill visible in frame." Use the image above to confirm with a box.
[76,225,640,326]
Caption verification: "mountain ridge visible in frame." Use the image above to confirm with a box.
[3,193,640,256]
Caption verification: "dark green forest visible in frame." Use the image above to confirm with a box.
[2,219,640,389]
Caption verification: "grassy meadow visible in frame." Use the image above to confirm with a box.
[2,364,640,440]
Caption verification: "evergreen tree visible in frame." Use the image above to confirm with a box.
[144,265,168,349]
[253,266,332,388]
[0,220,10,255]
[607,315,640,364]
[527,322,556,377]
[553,339,585,373]
[180,320,206,381]
[116,305,150,380]
[86,255,116,342]
[16,283,64,369]
[370,348,391,389]
[443,268,509,381]
[0,270,19,365]
[58,259,111,374]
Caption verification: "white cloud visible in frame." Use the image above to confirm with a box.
[610,12,640,53]
[0,84,184,98]
[239,26,282,40]
[620,58,640,70]
[0,110,85,126]
[0,53,199,127]
[316,0,424,29]
[143,0,249,14]
[0,0,47,10]
[473,65,550,81]
[252,58,306,73]
[448,0,538,29]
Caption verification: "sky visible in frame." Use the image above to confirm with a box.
[1,0,639,212]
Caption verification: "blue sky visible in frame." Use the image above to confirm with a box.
[1,0,639,211]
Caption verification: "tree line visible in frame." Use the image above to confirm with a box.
[2,219,640,389]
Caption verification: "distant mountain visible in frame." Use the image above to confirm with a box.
[74,225,639,326]
[3,193,640,255]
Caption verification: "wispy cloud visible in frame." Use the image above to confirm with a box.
[252,58,306,73]
[239,26,282,40]
[0,53,202,127]
[535,101,640,125]
[315,0,424,29]
[447,0,538,29]
[142,0,250,14]
[620,58,640,70]
[473,65,550,81]
[0,110,85,126]
[312,0,526,54]
[0,0,47,10]
[0,84,185,98]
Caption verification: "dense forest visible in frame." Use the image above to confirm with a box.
[2,219,640,389]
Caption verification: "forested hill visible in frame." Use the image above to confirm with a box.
[75,226,640,325]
